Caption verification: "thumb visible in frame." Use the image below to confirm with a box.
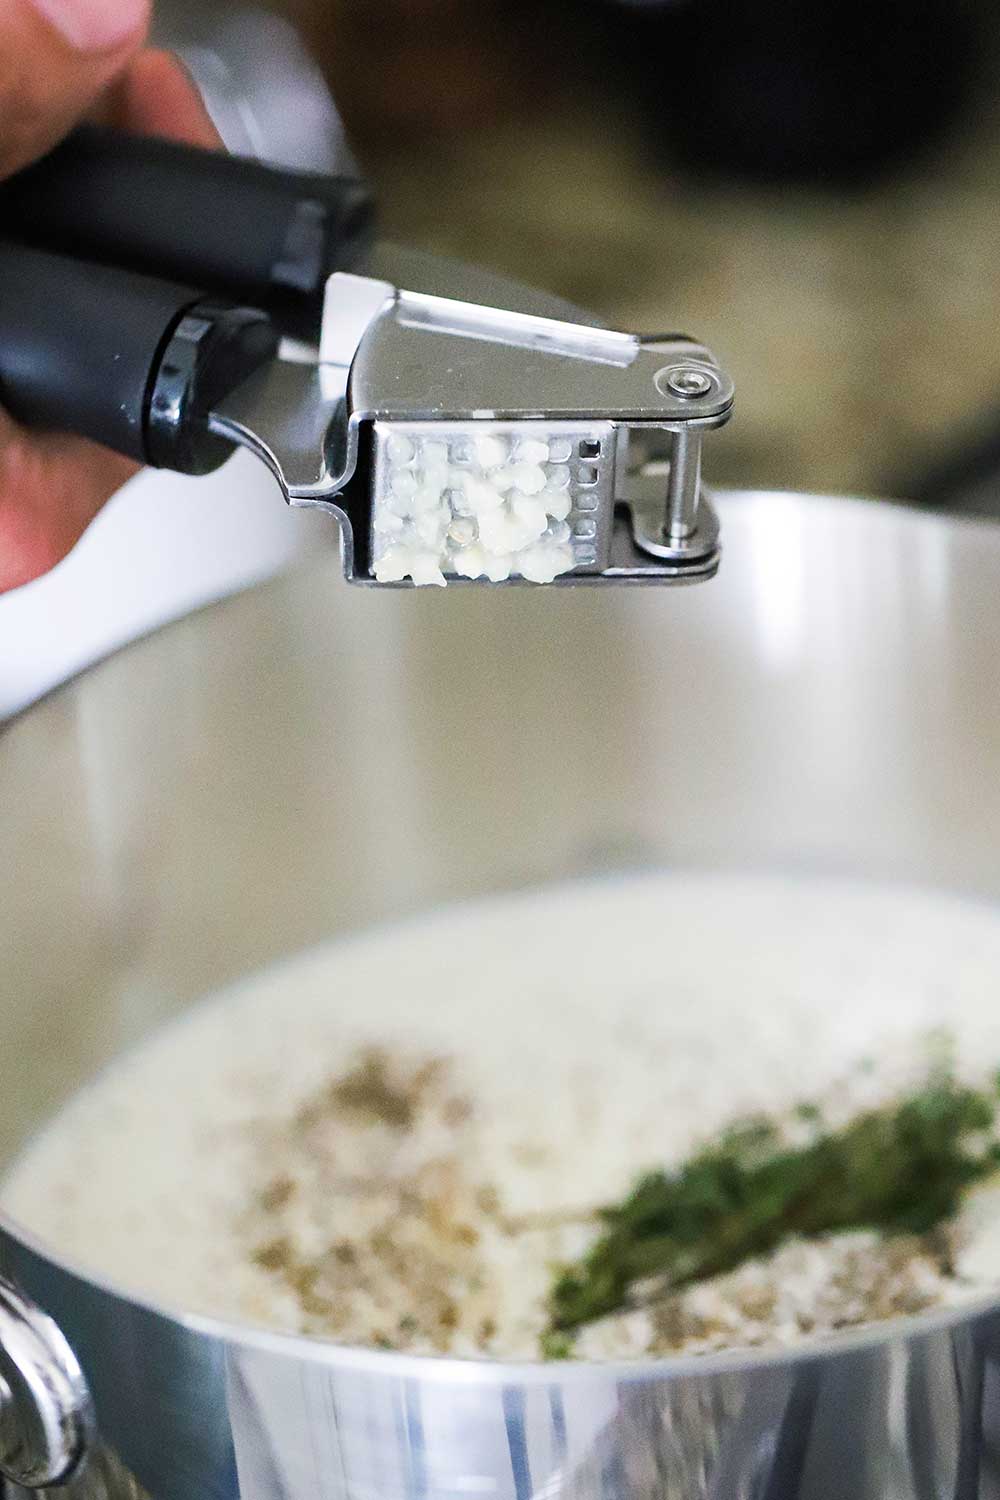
[0,0,150,178]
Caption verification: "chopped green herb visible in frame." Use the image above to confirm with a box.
[539,1330,576,1361]
[547,1068,1000,1341]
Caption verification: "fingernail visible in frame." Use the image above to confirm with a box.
[28,0,148,51]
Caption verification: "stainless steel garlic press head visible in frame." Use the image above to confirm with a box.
[210,274,734,587]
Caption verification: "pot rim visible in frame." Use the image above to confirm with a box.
[4,487,997,737]
[4,1206,1000,1385]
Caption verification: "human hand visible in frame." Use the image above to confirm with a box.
[0,0,220,592]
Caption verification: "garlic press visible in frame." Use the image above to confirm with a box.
[0,127,733,587]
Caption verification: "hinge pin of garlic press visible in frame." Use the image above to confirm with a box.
[660,362,715,547]
[665,427,703,543]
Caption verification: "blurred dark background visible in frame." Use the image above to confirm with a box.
[243,0,1000,503]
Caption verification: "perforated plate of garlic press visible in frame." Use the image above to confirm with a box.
[0,127,733,587]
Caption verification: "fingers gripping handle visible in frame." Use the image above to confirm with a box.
[0,243,278,473]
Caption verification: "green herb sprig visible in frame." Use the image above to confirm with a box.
[547,1068,1000,1345]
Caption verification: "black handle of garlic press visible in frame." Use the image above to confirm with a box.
[1,124,374,340]
[0,241,279,473]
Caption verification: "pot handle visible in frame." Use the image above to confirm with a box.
[0,1274,93,1489]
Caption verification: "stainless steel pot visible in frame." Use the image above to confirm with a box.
[5,486,1000,1500]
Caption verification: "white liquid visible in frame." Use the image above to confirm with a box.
[7,870,1000,1359]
